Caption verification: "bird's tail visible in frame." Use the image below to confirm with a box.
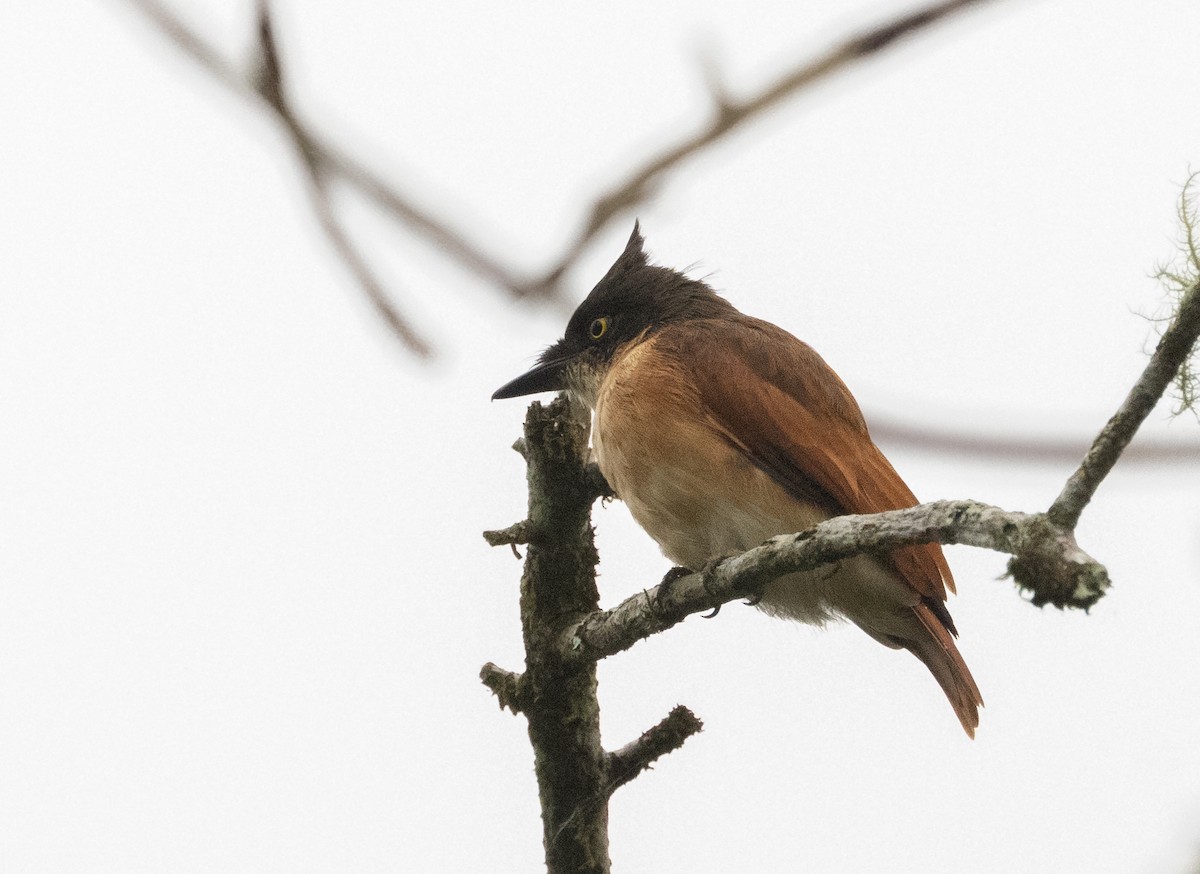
[905,602,984,738]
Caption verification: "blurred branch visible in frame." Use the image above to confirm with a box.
[131,1,1200,469]
[125,0,529,355]
[870,416,1200,464]
[482,398,702,872]
[251,2,432,356]
[535,0,999,291]
[128,0,239,80]
[123,0,1000,352]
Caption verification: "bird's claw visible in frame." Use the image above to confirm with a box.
[660,566,693,587]
[653,565,693,615]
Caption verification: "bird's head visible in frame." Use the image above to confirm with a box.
[492,222,735,405]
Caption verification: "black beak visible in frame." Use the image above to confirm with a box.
[492,348,577,400]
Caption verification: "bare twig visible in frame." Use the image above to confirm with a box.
[127,0,239,80]
[123,0,524,354]
[480,662,527,715]
[604,706,703,794]
[129,0,530,296]
[254,2,432,356]
[530,0,999,290]
[123,0,1003,337]
[482,521,531,549]
[305,171,435,355]
[1047,278,1200,529]
[562,499,1109,667]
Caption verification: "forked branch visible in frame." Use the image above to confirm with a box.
[124,0,1001,345]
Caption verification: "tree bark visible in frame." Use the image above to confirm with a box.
[517,397,610,874]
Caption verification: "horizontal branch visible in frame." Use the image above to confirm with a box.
[561,499,1109,666]
[870,415,1200,464]
[604,705,703,795]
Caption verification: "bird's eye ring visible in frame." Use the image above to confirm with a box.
[589,317,609,340]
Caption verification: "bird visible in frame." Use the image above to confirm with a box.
[493,223,982,737]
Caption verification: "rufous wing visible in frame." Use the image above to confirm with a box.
[665,315,982,735]
[669,315,954,604]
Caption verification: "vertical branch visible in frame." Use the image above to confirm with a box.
[518,397,610,874]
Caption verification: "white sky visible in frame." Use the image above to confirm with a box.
[3,1,1200,871]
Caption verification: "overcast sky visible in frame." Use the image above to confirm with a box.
[4,1,1200,871]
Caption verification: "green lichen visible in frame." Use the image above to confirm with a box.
[1149,171,1200,419]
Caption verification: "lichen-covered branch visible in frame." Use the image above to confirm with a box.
[1047,277,1200,530]
[604,706,704,794]
[487,398,611,874]
[482,399,705,872]
[561,500,1109,667]
[1152,172,1200,417]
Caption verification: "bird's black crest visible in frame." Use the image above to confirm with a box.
[590,221,649,291]
[566,222,736,341]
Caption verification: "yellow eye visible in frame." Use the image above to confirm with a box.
[589,317,608,340]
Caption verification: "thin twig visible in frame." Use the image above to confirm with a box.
[1047,279,1200,529]
[123,0,1003,330]
[302,171,433,355]
[127,0,239,80]
[604,705,703,794]
[531,0,999,289]
[251,1,431,356]
[123,0,521,354]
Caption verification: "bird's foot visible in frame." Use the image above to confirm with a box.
[651,565,694,617]
[698,557,726,618]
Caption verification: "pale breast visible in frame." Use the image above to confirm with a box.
[593,335,829,570]
[590,333,925,631]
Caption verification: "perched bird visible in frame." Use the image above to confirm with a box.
[493,224,982,737]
